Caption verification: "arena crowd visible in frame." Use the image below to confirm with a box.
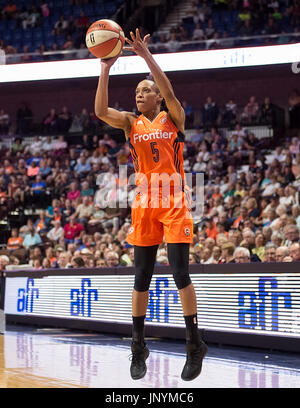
[0,89,300,271]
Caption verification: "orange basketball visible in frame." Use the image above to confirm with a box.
[85,19,125,59]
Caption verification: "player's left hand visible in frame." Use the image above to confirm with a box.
[124,28,151,58]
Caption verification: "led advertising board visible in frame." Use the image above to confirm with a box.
[4,272,300,339]
[0,43,299,83]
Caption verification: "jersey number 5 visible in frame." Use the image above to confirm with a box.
[150,142,159,163]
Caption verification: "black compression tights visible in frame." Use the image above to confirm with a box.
[133,243,191,292]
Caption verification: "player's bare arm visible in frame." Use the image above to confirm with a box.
[124,29,185,133]
[94,56,136,139]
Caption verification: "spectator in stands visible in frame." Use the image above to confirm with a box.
[53,15,69,36]
[220,242,235,263]
[71,196,93,224]
[47,220,64,244]
[222,99,237,126]
[105,251,119,267]
[289,242,300,261]
[57,106,72,133]
[202,96,219,128]
[74,154,91,178]
[260,96,275,125]
[263,243,277,262]
[67,181,81,202]
[7,228,23,252]
[63,217,84,244]
[43,108,58,134]
[233,247,251,263]
[241,96,259,124]
[22,226,42,249]
[34,210,49,233]
[57,251,71,268]
[275,245,289,262]
[166,32,181,52]
[192,23,205,40]
[205,19,216,39]
[71,256,85,268]
[0,255,10,271]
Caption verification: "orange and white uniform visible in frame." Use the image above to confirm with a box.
[126,110,193,246]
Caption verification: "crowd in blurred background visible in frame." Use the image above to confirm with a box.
[0,89,300,270]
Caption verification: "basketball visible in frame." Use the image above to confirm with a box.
[85,19,125,59]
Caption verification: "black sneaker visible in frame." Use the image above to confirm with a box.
[130,342,150,380]
[181,341,207,381]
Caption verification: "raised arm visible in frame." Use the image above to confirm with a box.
[125,29,185,133]
[94,57,135,137]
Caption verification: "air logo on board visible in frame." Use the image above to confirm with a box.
[147,277,179,323]
[238,277,292,331]
[70,278,99,317]
[17,278,39,313]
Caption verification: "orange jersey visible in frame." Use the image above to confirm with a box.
[128,111,185,188]
[126,111,193,246]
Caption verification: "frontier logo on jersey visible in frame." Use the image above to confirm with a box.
[133,130,174,143]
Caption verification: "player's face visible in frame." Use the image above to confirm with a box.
[135,80,162,113]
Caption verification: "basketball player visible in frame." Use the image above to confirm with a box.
[94,29,207,381]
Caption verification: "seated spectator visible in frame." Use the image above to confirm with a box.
[38,158,52,178]
[74,155,91,178]
[60,199,75,223]
[57,251,71,268]
[252,232,265,261]
[289,242,300,261]
[222,99,237,126]
[260,97,275,125]
[34,210,49,233]
[263,243,277,262]
[192,23,205,40]
[11,137,24,155]
[241,96,259,124]
[7,228,23,251]
[220,242,236,263]
[105,250,120,267]
[166,32,181,53]
[233,247,251,263]
[80,180,94,197]
[67,181,81,201]
[25,136,43,156]
[43,108,58,134]
[23,227,42,249]
[201,96,219,128]
[57,106,72,133]
[63,218,84,244]
[275,246,289,262]
[0,255,10,271]
[71,256,85,268]
[47,220,64,243]
[71,196,93,224]
[52,135,68,155]
[53,15,69,36]
[261,179,280,197]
